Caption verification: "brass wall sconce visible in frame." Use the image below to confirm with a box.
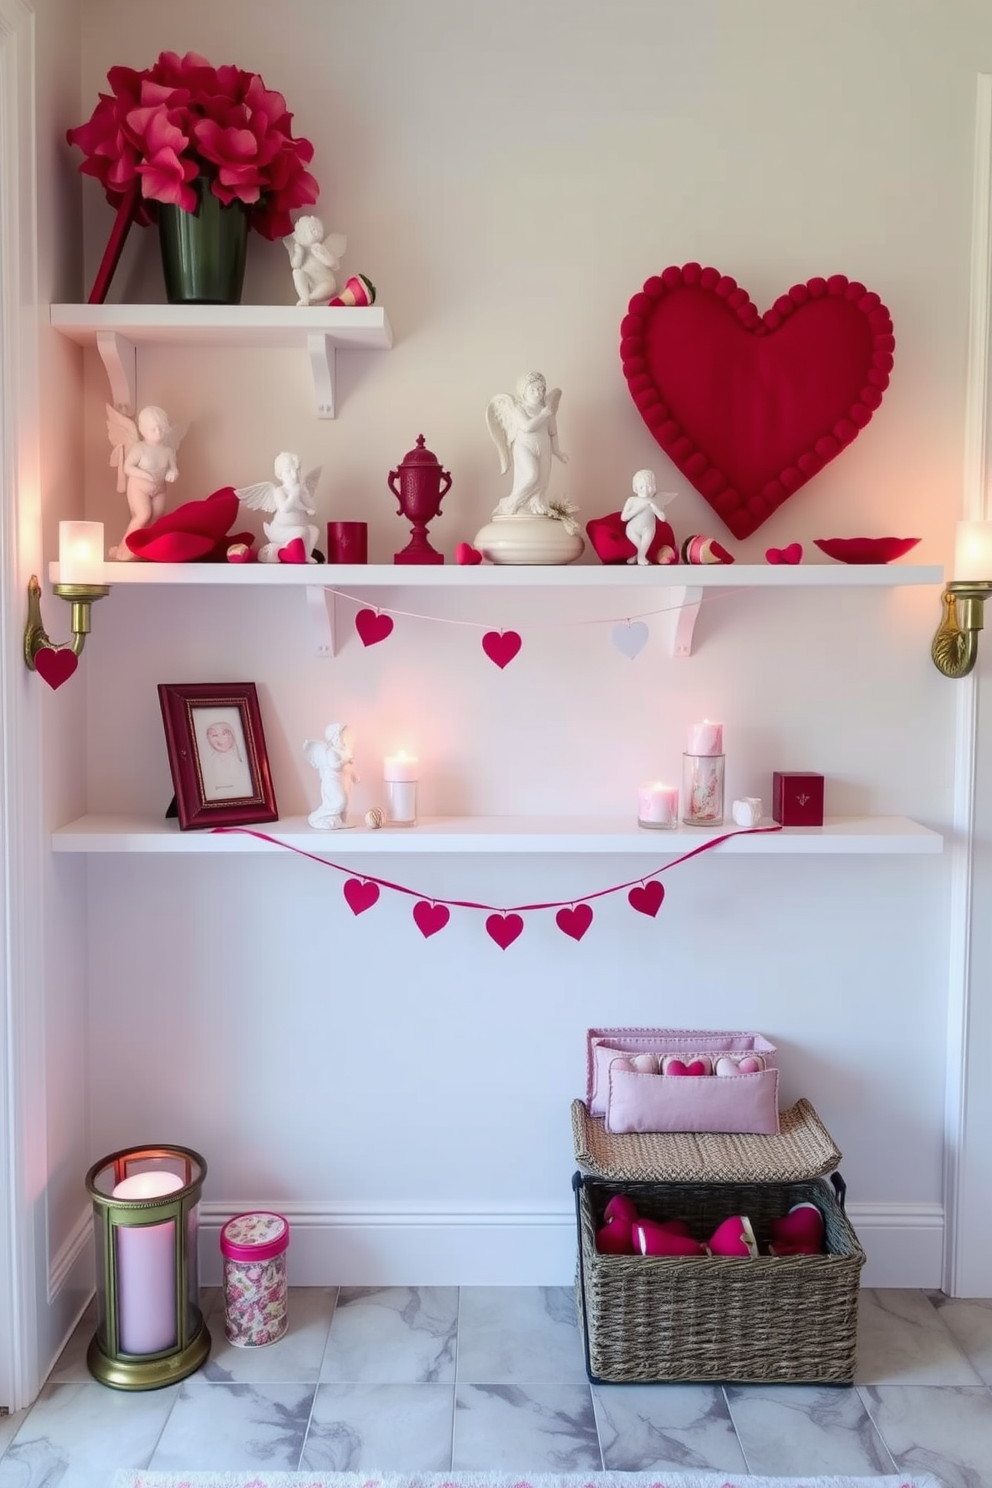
[24,522,109,687]
[931,522,992,679]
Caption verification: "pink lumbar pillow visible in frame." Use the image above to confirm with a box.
[709,1215,758,1257]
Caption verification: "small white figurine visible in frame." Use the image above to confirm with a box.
[620,469,677,565]
[304,723,359,829]
[105,403,185,560]
[284,215,347,306]
[235,452,322,563]
[485,372,568,517]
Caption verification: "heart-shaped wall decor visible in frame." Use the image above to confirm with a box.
[481,630,522,669]
[34,647,79,690]
[413,900,450,938]
[628,880,665,918]
[485,912,524,949]
[621,264,894,539]
[355,609,394,647]
[611,621,650,660]
[556,903,593,941]
[343,878,380,915]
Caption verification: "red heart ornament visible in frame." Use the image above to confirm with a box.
[627,880,665,917]
[621,265,894,539]
[456,542,483,565]
[355,609,394,647]
[485,912,524,949]
[343,878,380,915]
[412,900,450,938]
[765,542,804,565]
[34,647,79,689]
[555,903,593,941]
[277,536,308,564]
[481,630,522,669]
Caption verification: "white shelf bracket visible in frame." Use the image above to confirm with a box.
[96,330,137,414]
[307,332,336,419]
[664,584,704,658]
[306,585,338,657]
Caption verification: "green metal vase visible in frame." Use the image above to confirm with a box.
[158,179,249,305]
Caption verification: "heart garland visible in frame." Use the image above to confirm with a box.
[481,630,522,669]
[555,903,594,942]
[610,621,650,660]
[486,912,525,949]
[413,900,450,938]
[343,877,380,915]
[621,263,894,539]
[628,880,666,918]
[33,647,79,690]
[355,608,395,647]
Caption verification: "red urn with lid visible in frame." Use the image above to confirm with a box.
[388,434,451,565]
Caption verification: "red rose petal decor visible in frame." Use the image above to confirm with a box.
[481,630,522,669]
[766,542,804,564]
[555,903,593,941]
[355,609,394,646]
[621,264,895,539]
[412,900,450,938]
[485,912,524,949]
[343,878,380,915]
[628,880,665,918]
[813,536,920,564]
[34,648,79,689]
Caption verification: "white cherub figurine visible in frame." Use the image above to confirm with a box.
[485,372,568,517]
[284,215,347,306]
[304,723,359,829]
[620,468,677,564]
[234,452,322,563]
[105,403,185,560]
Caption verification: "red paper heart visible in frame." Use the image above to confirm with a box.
[621,265,894,539]
[343,878,380,915]
[355,609,394,646]
[456,542,483,566]
[585,512,677,566]
[413,900,450,938]
[555,903,593,941]
[482,630,522,668]
[34,647,79,689]
[628,880,665,918]
[766,542,804,565]
[486,912,524,949]
[277,536,308,564]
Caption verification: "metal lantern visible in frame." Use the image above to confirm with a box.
[85,1144,210,1390]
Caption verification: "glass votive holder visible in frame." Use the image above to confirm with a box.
[637,783,679,829]
[682,752,725,826]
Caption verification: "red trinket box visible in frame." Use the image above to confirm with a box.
[772,772,824,826]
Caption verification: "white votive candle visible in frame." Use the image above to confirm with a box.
[384,753,419,826]
[954,521,992,580]
[687,719,724,756]
[638,782,679,829]
[58,521,105,584]
[112,1170,183,1355]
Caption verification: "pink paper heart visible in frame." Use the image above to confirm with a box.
[413,900,450,938]
[456,542,483,565]
[485,912,524,949]
[765,542,804,565]
[355,609,395,646]
[627,880,665,918]
[277,536,308,564]
[482,630,522,668]
[665,1058,708,1077]
[555,903,593,941]
[33,647,78,690]
[343,878,380,915]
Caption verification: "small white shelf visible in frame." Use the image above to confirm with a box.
[52,814,944,855]
[50,303,393,419]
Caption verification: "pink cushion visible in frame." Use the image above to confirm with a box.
[587,1028,775,1116]
[606,1063,780,1135]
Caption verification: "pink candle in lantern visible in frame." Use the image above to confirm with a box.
[112,1171,183,1355]
[637,782,679,828]
[687,719,724,756]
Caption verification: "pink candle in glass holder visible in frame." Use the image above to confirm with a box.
[687,719,723,756]
[637,782,679,829]
[112,1171,184,1355]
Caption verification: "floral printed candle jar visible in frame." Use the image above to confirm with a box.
[220,1210,290,1348]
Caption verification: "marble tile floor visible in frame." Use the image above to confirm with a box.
[2,1287,992,1488]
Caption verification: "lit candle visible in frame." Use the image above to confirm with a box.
[58,521,105,584]
[954,520,992,580]
[112,1170,183,1355]
[687,719,724,756]
[383,752,419,826]
[637,782,679,829]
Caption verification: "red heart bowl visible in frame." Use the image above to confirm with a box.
[813,536,920,564]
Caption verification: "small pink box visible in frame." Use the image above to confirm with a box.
[772,772,825,826]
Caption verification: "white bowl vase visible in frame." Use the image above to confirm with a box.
[473,513,585,565]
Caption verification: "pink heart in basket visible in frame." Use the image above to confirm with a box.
[412,900,450,938]
[603,1194,640,1226]
[770,1202,824,1252]
[634,1219,708,1257]
[709,1215,759,1258]
[485,912,524,949]
[343,878,380,916]
[556,903,593,941]
[627,880,665,917]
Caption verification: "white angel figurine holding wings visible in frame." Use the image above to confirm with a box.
[106,403,184,560]
[234,452,322,563]
[485,371,568,517]
[284,216,347,306]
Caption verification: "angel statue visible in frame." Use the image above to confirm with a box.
[621,468,678,565]
[234,452,322,563]
[106,403,185,560]
[304,722,359,830]
[485,371,568,517]
[284,215,347,306]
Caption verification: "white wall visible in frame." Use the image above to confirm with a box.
[53,0,992,1288]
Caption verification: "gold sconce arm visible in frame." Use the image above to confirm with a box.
[23,574,110,672]
[931,581,992,679]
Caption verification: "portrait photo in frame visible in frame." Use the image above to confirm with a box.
[158,682,279,830]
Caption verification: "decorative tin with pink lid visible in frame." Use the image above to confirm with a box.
[220,1210,290,1347]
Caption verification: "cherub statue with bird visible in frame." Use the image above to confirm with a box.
[105,403,185,560]
[234,452,322,563]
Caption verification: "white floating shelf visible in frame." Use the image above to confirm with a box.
[50,303,392,419]
[52,815,944,855]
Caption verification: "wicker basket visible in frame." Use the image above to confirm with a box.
[574,1170,865,1384]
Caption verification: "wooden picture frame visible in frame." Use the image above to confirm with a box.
[158,682,278,831]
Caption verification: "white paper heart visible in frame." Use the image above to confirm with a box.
[611,621,649,659]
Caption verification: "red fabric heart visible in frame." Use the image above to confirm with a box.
[125,488,241,561]
[343,878,380,915]
[413,900,450,938]
[666,1059,708,1077]
[555,904,593,941]
[277,536,308,564]
[355,609,394,646]
[34,647,79,689]
[482,630,522,668]
[585,512,677,566]
[485,912,524,949]
[628,880,665,918]
[766,542,804,565]
[621,265,894,539]
[456,542,483,565]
